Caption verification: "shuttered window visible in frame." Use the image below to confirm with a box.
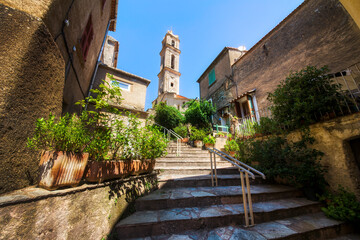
[209,69,216,86]
[80,15,94,61]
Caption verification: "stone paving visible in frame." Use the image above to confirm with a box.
[125,212,347,240]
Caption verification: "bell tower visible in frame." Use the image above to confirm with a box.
[158,30,181,95]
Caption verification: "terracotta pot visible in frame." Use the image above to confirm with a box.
[130,159,156,175]
[181,138,189,143]
[84,160,130,183]
[39,151,89,190]
[204,143,214,148]
[228,151,236,157]
[194,140,203,148]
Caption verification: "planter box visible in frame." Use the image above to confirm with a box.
[85,159,156,183]
[204,143,214,149]
[39,151,89,190]
[181,138,189,143]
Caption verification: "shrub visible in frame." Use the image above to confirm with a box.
[268,66,343,129]
[224,139,239,152]
[253,117,282,135]
[190,127,208,141]
[236,131,326,192]
[173,124,189,138]
[154,102,183,129]
[184,99,216,129]
[319,186,360,222]
[203,135,215,145]
[139,125,169,160]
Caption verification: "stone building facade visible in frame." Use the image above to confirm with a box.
[197,0,360,196]
[94,36,150,124]
[153,30,191,111]
[0,0,118,193]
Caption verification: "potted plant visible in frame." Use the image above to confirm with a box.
[224,139,239,157]
[203,135,215,148]
[27,113,91,190]
[190,127,207,148]
[79,80,169,183]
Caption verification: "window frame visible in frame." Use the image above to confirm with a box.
[111,80,131,91]
[209,68,216,86]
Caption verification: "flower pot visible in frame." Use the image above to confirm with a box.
[181,138,189,143]
[194,140,203,148]
[204,143,214,148]
[84,160,130,183]
[228,151,236,157]
[39,151,89,190]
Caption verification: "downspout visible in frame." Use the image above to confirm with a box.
[85,18,116,110]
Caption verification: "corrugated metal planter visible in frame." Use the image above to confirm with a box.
[84,160,130,183]
[84,159,156,183]
[39,151,89,190]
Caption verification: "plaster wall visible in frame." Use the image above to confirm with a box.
[287,113,360,199]
[94,65,149,111]
[0,4,64,194]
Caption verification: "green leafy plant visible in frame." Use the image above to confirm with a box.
[253,117,282,136]
[236,131,326,192]
[190,127,208,141]
[203,135,215,145]
[184,99,216,129]
[268,66,343,129]
[215,132,226,138]
[27,112,92,153]
[154,102,184,129]
[224,139,239,152]
[173,124,189,138]
[319,186,360,222]
[139,125,169,160]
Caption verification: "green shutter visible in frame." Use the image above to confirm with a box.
[209,69,216,86]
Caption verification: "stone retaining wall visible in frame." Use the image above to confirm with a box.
[0,173,158,240]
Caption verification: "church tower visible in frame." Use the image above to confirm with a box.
[158,30,181,95]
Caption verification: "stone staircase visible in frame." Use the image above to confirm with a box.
[112,142,358,239]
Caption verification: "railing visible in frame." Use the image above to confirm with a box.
[206,147,266,227]
[154,123,183,156]
[213,124,229,133]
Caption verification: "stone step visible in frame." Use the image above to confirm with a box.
[136,184,302,211]
[123,212,352,240]
[114,198,321,238]
[155,166,238,175]
[158,156,213,161]
[156,160,233,168]
[165,152,210,157]
[157,174,258,188]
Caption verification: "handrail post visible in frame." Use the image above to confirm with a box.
[240,170,249,227]
[245,171,254,226]
[210,152,214,187]
[213,152,218,186]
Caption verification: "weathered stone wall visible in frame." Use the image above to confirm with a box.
[0,4,64,194]
[0,174,158,240]
[231,0,360,110]
[287,113,360,199]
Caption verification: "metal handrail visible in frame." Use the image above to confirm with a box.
[206,147,266,227]
[154,123,182,156]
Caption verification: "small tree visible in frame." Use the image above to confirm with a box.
[154,102,183,129]
[268,66,342,129]
[184,99,216,129]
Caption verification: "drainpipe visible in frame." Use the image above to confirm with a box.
[85,18,116,110]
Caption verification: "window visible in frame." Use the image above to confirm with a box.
[171,55,175,69]
[111,80,130,91]
[171,40,175,47]
[80,15,94,61]
[209,68,216,86]
[170,82,174,87]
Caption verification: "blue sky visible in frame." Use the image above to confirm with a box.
[109,0,304,110]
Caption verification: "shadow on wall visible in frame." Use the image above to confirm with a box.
[0,5,64,194]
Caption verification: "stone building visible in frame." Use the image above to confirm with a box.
[197,0,360,197]
[94,36,151,124]
[0,0,118,193]
[197,46,246,125]
[153,30,191,111]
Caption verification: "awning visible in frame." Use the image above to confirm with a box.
[230,88,256,103]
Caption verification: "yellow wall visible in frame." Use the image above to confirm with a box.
[340,0,360,29]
